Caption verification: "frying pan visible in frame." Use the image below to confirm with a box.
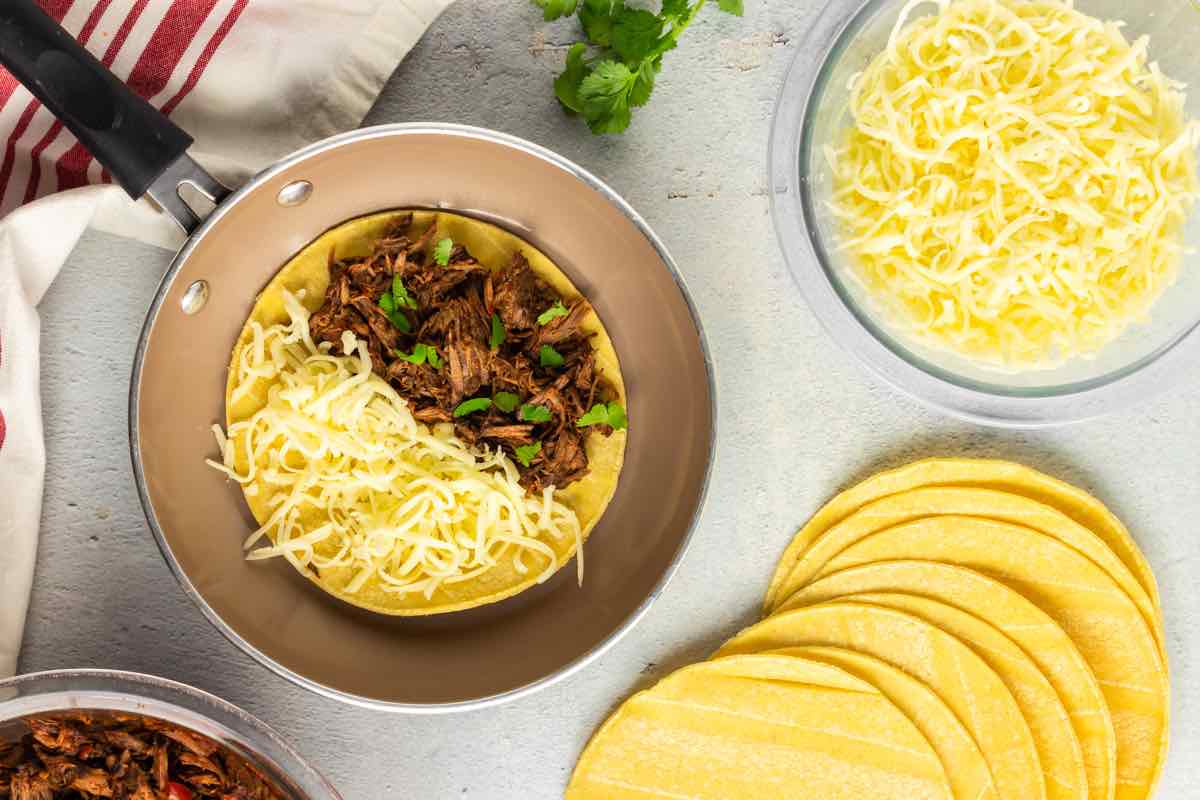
[0,1,715,710]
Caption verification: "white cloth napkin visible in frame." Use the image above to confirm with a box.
[0,0,453,678]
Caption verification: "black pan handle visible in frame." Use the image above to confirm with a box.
[0,0,227,231]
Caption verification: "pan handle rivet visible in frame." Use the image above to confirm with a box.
[181,280,209,315]
[277,180,313,206]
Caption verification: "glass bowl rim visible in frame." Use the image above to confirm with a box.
[768,0,1200,427]
[0,668,342,800]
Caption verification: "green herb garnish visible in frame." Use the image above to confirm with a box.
[493,391,521,413]
[433,237,453,266]
[537,300,569,326]
[453,397,493,417]
[389,309,411,333]
[379,291,410,331]
[539,344,564,368]
[392,275,418,310]
[393,343,442,369]
[535,0,743,134]
[519,403,553,423]
[577,401,628,429]
[514,441,542,467]
[536,0,579,20]
[489,313,507,350]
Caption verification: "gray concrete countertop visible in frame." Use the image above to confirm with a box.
[19,0,1200,797]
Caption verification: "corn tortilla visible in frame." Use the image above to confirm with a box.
[815,517,1167,800]
[566,653,952,800]
[769,486,1162,659]
[716,601,1046,800]
[763,458,1161,626]
[781,561,1116,800]
[224,210,627,615]
[775,646,998,800]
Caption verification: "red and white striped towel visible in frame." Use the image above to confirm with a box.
[0,0,452,677]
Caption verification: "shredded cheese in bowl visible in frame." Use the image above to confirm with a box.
[828,0,1200,368]
[206,289,583,602]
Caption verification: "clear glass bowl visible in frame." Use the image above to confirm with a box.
[770,0,1200,425]
[0,670,341,800]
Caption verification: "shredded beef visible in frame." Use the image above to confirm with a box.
[491,256,544,330]
[309,217,623,493]
[0,712,285,800]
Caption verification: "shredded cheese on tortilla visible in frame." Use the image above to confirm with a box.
[828,0,1200,367]
[206,289,583,600]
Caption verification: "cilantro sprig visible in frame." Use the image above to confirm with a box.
[493,391,521,413]
[539,344,565,368]
[393,343,442,369]
[519,403,553,423]
[433,237,454,266]
[454,397,493,417]
[537,300,569,326]
[489,313,507,350]
[514,441,542,467]
[536,0,743,134]
[377,291,412,333]
[577,401,628,429]
[392,275,418,310]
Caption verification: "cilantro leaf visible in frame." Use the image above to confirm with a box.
[577,401,628,429]
[389,310,411,334]
[378,291,395,314]
[393,343,442,369]
[629,58,658,107]
[453,397,492,417]
[555,43,589,113]
[718,0,743,15]
[576,404,608,427]
[612,8,663,63]
[579,0,622,46]
[433,237,453,266]
[538,300,569,325]
[392,275,418,309]
[519,403,553,423]
[589,104,632,135]
[493,391,520,413]
[607,402,628,429]
[539,345,565,368]
[514,441,542,467]
[660,0,690,20]
[579,60,635,134]
[535,0,580,21]
[489,313,506,350]
[392,346,422,365]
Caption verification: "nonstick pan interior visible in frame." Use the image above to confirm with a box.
[131,125,715,709]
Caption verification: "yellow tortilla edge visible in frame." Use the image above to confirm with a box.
[718,599,1048,800]
[779,560,1117,800]
[771,484,1164,661]
[769,645,999,800]
[803,517,1170,800]
[763,457,1161,624]
[566,652,952,800]
[812,591,1086,800]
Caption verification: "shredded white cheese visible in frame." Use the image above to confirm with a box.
[828,0,1200,367]
[206,289,583,601]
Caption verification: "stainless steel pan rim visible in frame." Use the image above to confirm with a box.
[128,122,718,713]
